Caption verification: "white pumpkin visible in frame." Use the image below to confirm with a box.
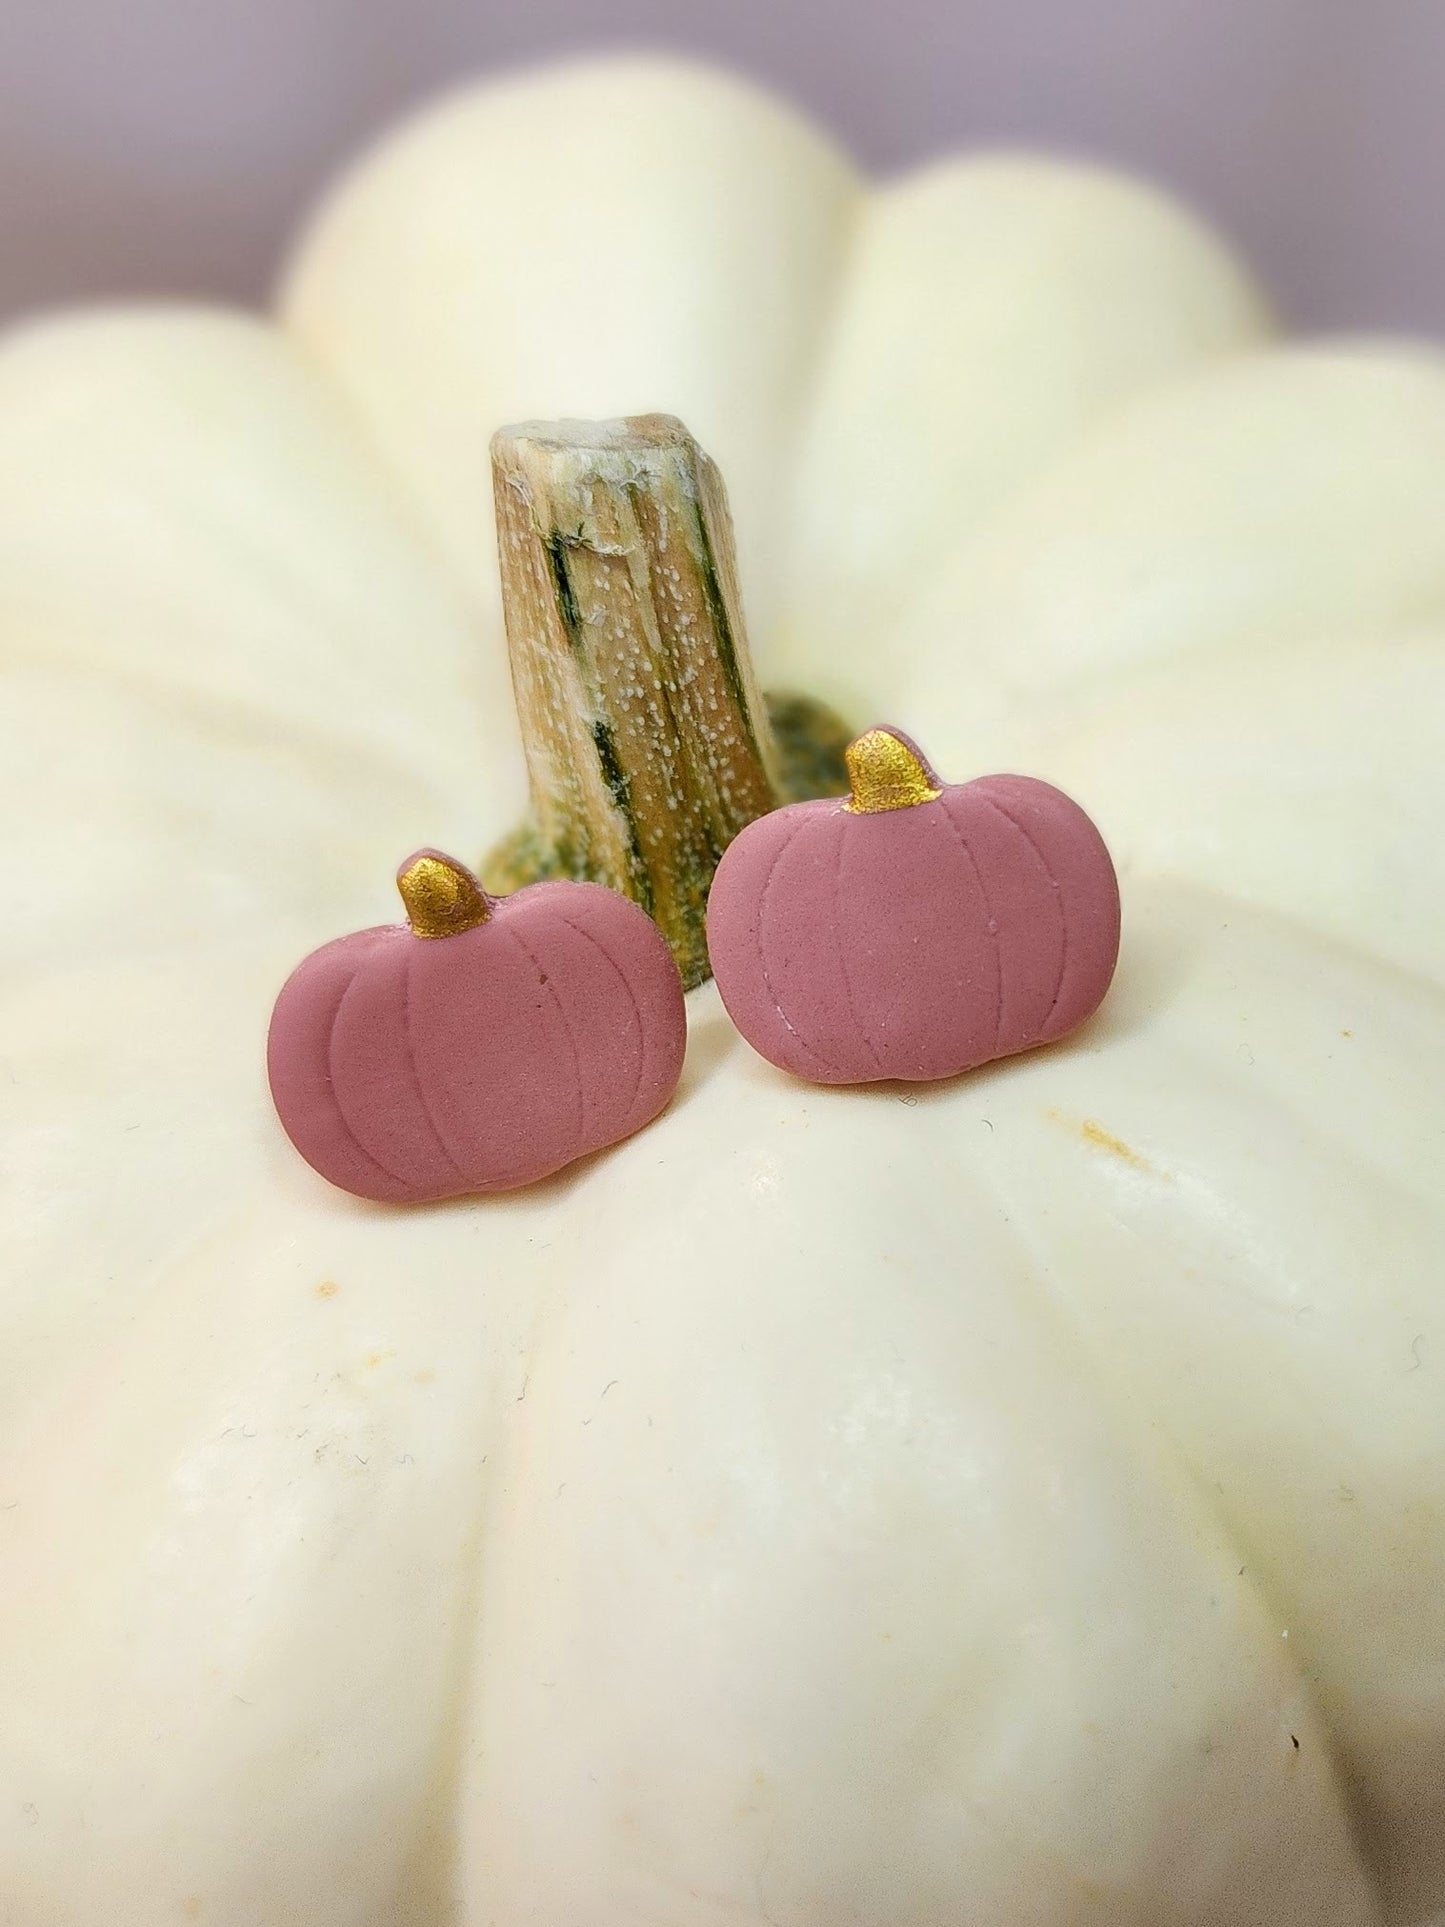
[3,54,1444,1927]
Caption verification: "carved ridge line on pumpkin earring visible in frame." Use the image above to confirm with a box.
[505,924,588,1162]
[934,795,1006,1061]
[832,820,883,1076]
[324,959,416,1193]
[402,943,472,1189]
[555,910,649,1130]
[753,821,848,1083]
[977,796,1069,1041]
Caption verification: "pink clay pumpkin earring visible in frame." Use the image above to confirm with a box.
[705,727,1120,1086]
[267,851,686,1202]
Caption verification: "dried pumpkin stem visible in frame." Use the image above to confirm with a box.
[484,415,850,988]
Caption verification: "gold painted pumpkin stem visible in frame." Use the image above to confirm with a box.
[845,727,942,813]
[397,851,493,937]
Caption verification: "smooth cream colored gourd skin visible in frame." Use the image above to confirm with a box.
[1,54,1443,1927]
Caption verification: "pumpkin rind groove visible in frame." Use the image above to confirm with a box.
[502,921,589,1165]
[974,790,1070,1043]
[833,819,884,1075]
[402,942,472,1189]
[319,940,414,1196]
[749,813,848,1082]
[935,791,1008,1060]
[555,910,650,1133]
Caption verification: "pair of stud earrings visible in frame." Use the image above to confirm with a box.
[267,728,1120,1204]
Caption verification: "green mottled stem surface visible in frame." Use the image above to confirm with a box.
[485,415,849,988]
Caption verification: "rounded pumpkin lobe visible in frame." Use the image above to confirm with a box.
[706,729,1120,1084]
[267,857,685,1201]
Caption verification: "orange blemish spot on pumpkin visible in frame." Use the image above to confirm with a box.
[1081,1118,1149,1167]
[182,1900,204,1921]
[315,1280,340,1300]
[414,1368,436,1385]
[1049,1108,1166,1176]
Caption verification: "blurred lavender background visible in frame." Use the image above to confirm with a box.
[1,0,1440,332]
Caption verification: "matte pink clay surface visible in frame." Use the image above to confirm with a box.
[707,770,1120,1085]
[268,875,686,1202]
